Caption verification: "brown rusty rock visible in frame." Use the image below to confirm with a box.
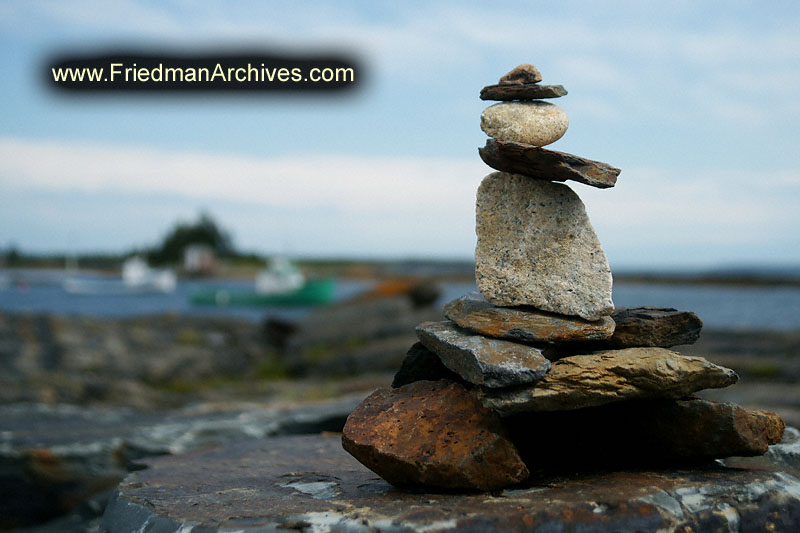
[479,138,620,189]
[391,342,462,388]
[607,306,703,348]
[416,321,551,388]
[341,380,529,490]
[444,292,615,344]
[478,348,739,413]
[499,64,542,85]
[507,398,785,470]
[481,84,567,101]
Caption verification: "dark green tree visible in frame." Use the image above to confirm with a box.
[148,212,234,265]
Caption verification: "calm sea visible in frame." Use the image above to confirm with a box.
[1,273,799,331]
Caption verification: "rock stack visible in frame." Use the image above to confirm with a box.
[341,64,785,491]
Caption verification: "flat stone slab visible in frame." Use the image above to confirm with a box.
[416,321,551,387]
[342,381,529,490]
[479,138,620,188]
[103,434,800,532]
[477,348,738,413]
[607,306,703,348]
[476,172,614,320]
[481,83,567,100]
[444,292,615,344]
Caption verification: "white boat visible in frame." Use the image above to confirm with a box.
[63,257,177,295]
[254,257,305,295]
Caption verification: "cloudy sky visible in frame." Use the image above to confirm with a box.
[1,1,799,268]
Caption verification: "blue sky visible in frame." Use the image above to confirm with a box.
[1,1,799,268]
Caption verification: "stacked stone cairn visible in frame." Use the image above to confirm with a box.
[342,64,786,491]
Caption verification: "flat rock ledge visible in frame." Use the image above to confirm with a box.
[444,292,615,344]
[478,348,739,412]
[416,320,551,387]
[479,138,620,189]
[480,83,567,100]
[102,434,800,532]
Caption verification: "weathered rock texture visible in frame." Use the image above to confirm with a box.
[0,396,362,529]
[478,348,739,413]
[416,321,551,387]
[481,102,569,147]
[479,138,620,189]
[606,306,703,348]
[342,381,529,490]
[481,84,568,101]
[499,63,542,85]
[507,398,785,470]
[103,434,800,532]
[391,342,461,388]
[444,292,614,344]
[476,172,614,320]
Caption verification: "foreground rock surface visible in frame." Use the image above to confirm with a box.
[0,397,361,529]
[444,292,614,344]
[606,306,703,348]
[416,321,551,387]
[481,102,569,146]
[507,398,785,470]
[479,138,620,188]
[342,381,529,490]
[478,348,739,412]
[103,434,800,532]
[476,172,614,320]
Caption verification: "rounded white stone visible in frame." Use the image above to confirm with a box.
[480,101,569,147]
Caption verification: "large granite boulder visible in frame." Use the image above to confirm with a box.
[475,172,614,320]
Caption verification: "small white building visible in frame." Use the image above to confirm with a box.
[183,244,217,276]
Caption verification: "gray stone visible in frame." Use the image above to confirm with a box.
[475,172,614,320]
[607,306,703,348]
[0,397,362,528]
[102,434,800,532]
[416,321,551,388]
[391,342,462,388]
[480,83,568,101]
[478,138,620,188]
[480,101,569,147]
[444,292,615,344]
[477,347,739,413]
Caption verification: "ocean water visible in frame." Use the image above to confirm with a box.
[1,273,800,331]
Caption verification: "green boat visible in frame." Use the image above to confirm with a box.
[190,277,336,307]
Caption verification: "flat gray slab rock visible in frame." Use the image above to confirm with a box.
[444,292,615,344]
[479,138,620,188]
[476,172,614,320]
[478,347,738,413]
[102,434,800,532]
[416,321,551,387]
[607,306,703,348]
[480,83,567,101]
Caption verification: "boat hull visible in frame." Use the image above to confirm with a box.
[190,278,336,307]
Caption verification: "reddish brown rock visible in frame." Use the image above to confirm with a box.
[443,292,615,344]
[480,84,567,101]
[477,348,739,413]
[499,64,542,85]
[506,398,785,470]
[607,306,703,348]
[479,138,620,189]
[341,381,529,490]
[416,321,551,388]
